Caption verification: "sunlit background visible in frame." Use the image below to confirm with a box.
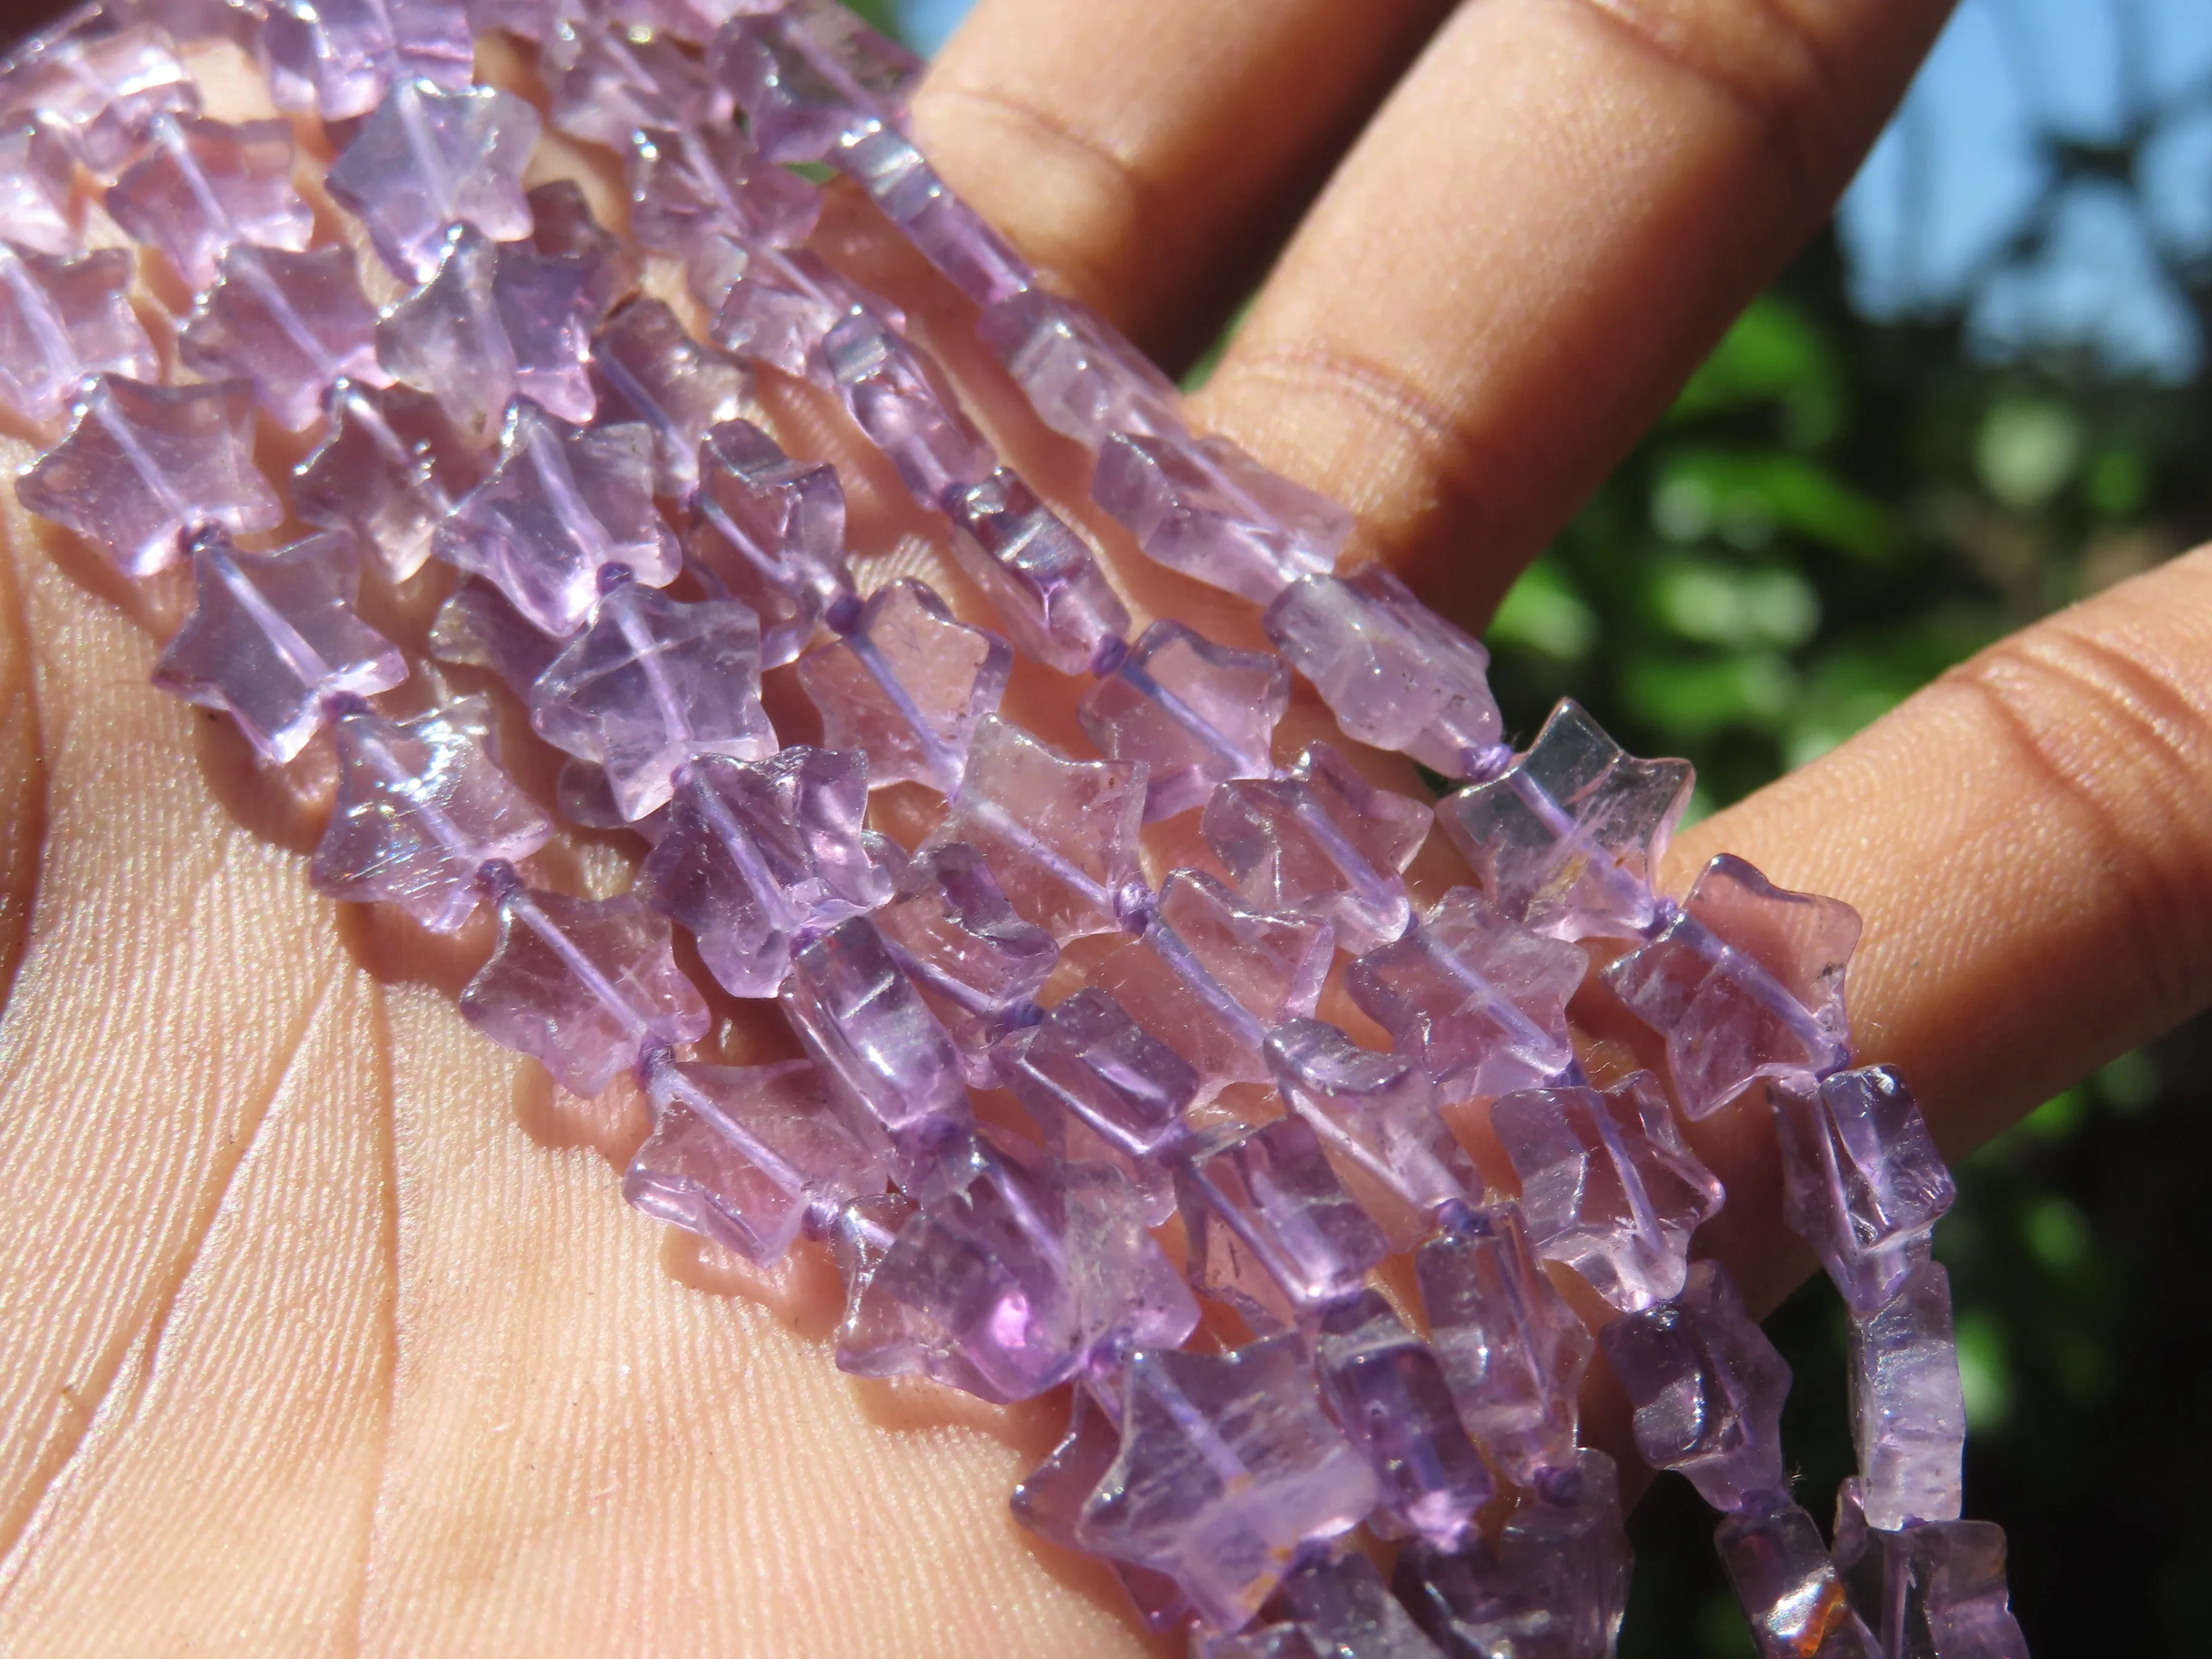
[861,0,2212,1652]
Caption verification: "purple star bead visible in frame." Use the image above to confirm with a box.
[1490,1071,1726,1313]
[942,468,1131,677]
[1603,853,1862,1119]
[1264,565,1506,779]
[1849,1258,1968,1532]
[427,574,564,694]
[1078,620,1289,822]
[1176,1116,1390,1332]
[0,241,155,429]
[708,243,899,382]
[976,287,1184,451]
[1076,1335,1379,1632]
[1091,870,1333,1101]
[1833,1479,2029,1659]
[1773,1064,1957,1315]
[264,0,472,119]
[821,312,996,509]
[920,715,1149,942]
[2,20,198,178]
[795,577,1013,794]
[1715,1500,1885,1659]
[311,696,554,931]
[689,417,854,664]
[711,0,925,163]
[637,748,899,998]
[529,577,772,821]
[152,531,408,765]
[1600,1258,1793,1513]
[525,179,640,321]
[545,22,719,148]
[1205,742,1433,956]
[870,842,1057,1086]
[0,119,82,256]
[294,378,482,582]
[1272,1551,1450,1659]
[460,874,711,1099]
[104,114,312,290]
[324,79,541,282]
[1439,699,1694,943]
[433,399,679,635]
[630,1051,886,1267]
[1344,887,1586,1105]
[836,122,1033,307]
[16,375,280,575]
[1011,1386,1188,1632]
[1264,1019,1480,1225]
[1416,1202,1594,1486]
[626,122,820,300]
[178,244,386,432]
[1093,429,1353,605]
[1313,1290,1496,1549]
[588,297,752,498]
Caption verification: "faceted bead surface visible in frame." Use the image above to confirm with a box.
[0,119,81,256]
[1416,1204,1594,1487]
[1603,853,1862,1119]
[312,698,554,932]
[943,468,1130,677]
[152,531,409,765]
[837,122,1032,306]
[1439,699,1694,943]
[871,842,1057,1086]
[294,378,481,583]
[1093,429,1352,605]
[1491,1072,1726,1312]
[626,123,820,287]
[1344,888,1586,1105]
[324,79,541,282]
[434,400,680,636]
[1395,1450,1633,1659]
[588,297,752,497]
[1313,1290,1495,1549]
[1774,1065,1957,1315]
[796,577,1012,794]
[713,0,925,163]
[1849,1259,1967,1532]
[179,243,386,432]
[1205,742,1432,956]
[1078,621,1289,822]
[104,115,312,291]
[1176,1116,1390,1331]
[1833,1480,2030,1659]
[1265,1019,1478,1222]
[821,311,995,508]
[1276,1552,1449,1659]
[1011,1386,1189,1633]
[1715,1500,1886,1659]
[1091,870,1333,1102]
[460,883,711,1099]
[526,178,640,321]
[919,714,1148,942]
[1078,1335,1379,1631]
[638,747,896,997]
[2,22,199,178]
[976,287,1184,450]
[690,417,855,648]
[1598,1258,1793,1513]
[0,242,155,429]
[546,24,718,148]
[708,243,895,380]
[264,0,473,119]
[16,374,281,575]
[529,579,772,821]
[629,1053,886,1265]
[1264,565,1506,779]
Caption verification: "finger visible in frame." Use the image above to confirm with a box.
[1661,543,2212,1314]
[1191,0,1956,623]
[913,0,1458,367]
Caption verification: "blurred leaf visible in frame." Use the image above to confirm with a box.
[2096,1049,2160,1112]
[2086,446,2149,519]
[1671,295,1845,446]
[1653,450,1897,560]
[1976,400,2083,510]
[1954,1310,2015,1432]
[1652,559,1821,649]
[1620,652,1795,741]
[1490,559,1597,660]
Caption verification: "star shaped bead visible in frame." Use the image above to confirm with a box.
[977,288,1185,451]
[104,113,312,290]
[1078,620,1289,822]
[178,243,386,432]
[0,241,156,430]
[625,122,820,303]
[712,0,925,163]
[586,297,752,498]
[324,79,541,283]
[523,179,639,321]
[293,378,482,582]
[942,468,1130,676]
[689,417,856,662]
[1264,1018,1479,1225]
[545,22,720,149]
[264,0,474,119]
[0,118,82,256]
[2,19,199,178]
[821,311,996,509]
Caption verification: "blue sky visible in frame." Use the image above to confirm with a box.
[894,0,2212,380]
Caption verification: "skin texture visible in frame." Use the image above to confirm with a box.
[6,0,2208,1654]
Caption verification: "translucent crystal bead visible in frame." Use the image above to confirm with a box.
[152,531,409,765]
[545,22,718,148]
[708,243,896,381]
[1275,1553,1449,1658]
[178,243,386,432]
[312,697,554,933]
[1078,620,1289,821]
[525,178,639,321]
[16,374,281,576]
[942,468,1130,677]
[836,122,1033,307]
[104,113,312,290]
[637,748,897,998]
[711,0,925,163]
[460,879,711,1099]
[293,378,481,583]
[588,297,752,498]
[1833,1480,2030,1659]
[1849,1259,1968,1532]
[1344,887,1586,1105]
[0,119,82,256]
[1491,1071,1726,1313]
[1,20,198,178]
[0,241,155,429]
[433,399,680,635]
[264,0,472,119]
[625,121,820,293]
[529,577,773,822]
[1264,1019,1479,1222]
[1011,1386,1189,1633]
[821,311,996,509]
[427,574,565,695]
[1715,1499,1886,1659]
[795,577,1013,794]
[689,417,856,652]
[324,79,541,283]
[1602,853,1862,1119]
[976,287,1184,451]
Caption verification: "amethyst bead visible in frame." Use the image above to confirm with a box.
[1010,1386,1188,1632]
[625,121,821,306]
[1273,1552,1449,1659]
[545,23,720,149]
[428,574,568,695]
[1833,1479,2030,1659]
[179,243,386,432]
[942,468,1131,677]
[1264,1019,1480,1223]
[690,417,856,652]
[712,0,925,163]
[820,311,996,508]
[264,0,473,119]
[1715,1500,1886,1659]
[0,243,155,431]
[0,120,82,256]
[976,287,1185,451]
[1849,1258,1968,1531]
[1,21,199,178]
[1078,620,1290,822]
[587,298,752,498]
[837,122,1033,307]
[294,378,482,583]
[104,114,311,290]
[526,178,640,321]
[324,79,541,283]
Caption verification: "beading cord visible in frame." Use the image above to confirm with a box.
[0,3,2029,1655]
